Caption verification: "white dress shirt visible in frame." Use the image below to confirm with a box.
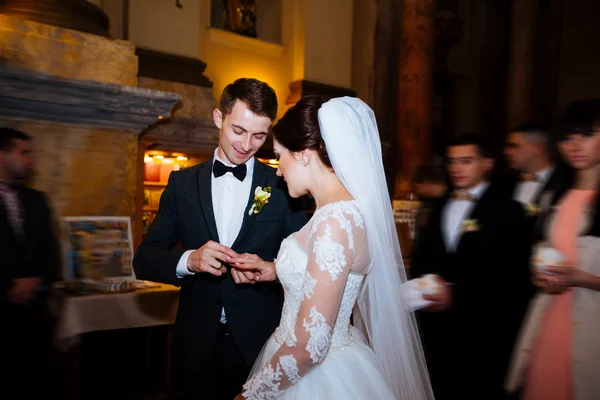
[442,182,489,252]
[513,167,554,205]
[176,148,255,323]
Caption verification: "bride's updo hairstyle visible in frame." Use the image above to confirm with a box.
[271,95,332,168]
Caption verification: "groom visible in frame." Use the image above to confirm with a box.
[133,78,306,399]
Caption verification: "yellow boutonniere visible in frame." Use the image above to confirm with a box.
[524,202,540,216]
[462,219,480,233]
[249,186,272,215]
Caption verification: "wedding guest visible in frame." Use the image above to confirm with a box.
[0,127,60,398]
[506,99,600,400]
[412,133,531,400]
[503,123,558,210]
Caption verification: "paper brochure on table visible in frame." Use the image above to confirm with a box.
[61,216,135,280]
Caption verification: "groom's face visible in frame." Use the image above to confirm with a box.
[214,100,272,165]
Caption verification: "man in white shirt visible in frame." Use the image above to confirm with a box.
[504,123,557,208]
[133,78,306,400]
[411,133,531,400]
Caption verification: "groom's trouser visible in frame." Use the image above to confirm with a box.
[186,322,252,400]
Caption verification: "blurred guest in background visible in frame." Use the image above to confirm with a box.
[503,123,558,217]
[507,99,600,400]
[0,127,60,398]
[412,133,531,399]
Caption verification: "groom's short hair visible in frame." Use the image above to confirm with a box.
[220,78,278,122]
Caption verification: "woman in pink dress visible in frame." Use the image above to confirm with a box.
[506,99,600,400]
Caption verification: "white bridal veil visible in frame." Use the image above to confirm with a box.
[318,97,435,400]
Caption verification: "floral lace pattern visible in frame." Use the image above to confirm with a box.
[301,271,317,299]
[313,224,347,280]
[279,355,301,384]
[302,306,333,363]
[243,201,367,400]
[242,363,282,400]
[309,201,364,250]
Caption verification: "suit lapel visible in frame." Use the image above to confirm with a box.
[231,159,268,249]
[193,160,220,242]
[433,201,448,255]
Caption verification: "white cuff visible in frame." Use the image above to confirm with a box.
[176,250,195,278]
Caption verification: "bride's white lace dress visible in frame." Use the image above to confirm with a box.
[243,201,396,399]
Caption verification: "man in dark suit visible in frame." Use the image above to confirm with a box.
[503,123,558,215]
[133,78,306,400]
[411,133,532,400]
[0,127,60,397]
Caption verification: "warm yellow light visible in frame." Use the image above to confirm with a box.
[144,156,153,163]
[153,155,164,160]
[176,156,188,161]
[258,158,279,168]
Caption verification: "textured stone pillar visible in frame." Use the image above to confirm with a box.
[507,0,539,127]
[396,0,436,195]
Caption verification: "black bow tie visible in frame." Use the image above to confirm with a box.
[213,160,247,181]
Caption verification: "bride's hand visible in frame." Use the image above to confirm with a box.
[231,268,259,285]
[229,253,277,282]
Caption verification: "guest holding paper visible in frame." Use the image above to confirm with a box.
[506,99,600,400]
[411,133,531,400]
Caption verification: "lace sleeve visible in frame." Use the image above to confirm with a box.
[242,214,360,399]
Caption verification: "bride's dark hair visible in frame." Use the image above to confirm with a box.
[271,95,332,168]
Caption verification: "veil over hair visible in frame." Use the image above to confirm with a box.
[318,97,434,400]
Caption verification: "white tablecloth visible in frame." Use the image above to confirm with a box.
[54,283,179,349]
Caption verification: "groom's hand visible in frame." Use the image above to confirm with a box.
[187,241,239,276]
[229,253,277,282]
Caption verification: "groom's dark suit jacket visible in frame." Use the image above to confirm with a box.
[411,183,534,399]
[133,158,306,371]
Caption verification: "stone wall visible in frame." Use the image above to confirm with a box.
[0,14,138,86]
[0,15,147,228]
[0,119,138,219]
[138,77,215,120]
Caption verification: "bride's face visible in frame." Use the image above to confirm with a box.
[273,139,309,198]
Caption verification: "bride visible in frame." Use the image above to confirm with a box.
[232,96,434,399]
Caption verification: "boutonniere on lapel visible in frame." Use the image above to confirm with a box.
[461,219,480,233]
[249,186,272,215]
[524,202,540,216]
